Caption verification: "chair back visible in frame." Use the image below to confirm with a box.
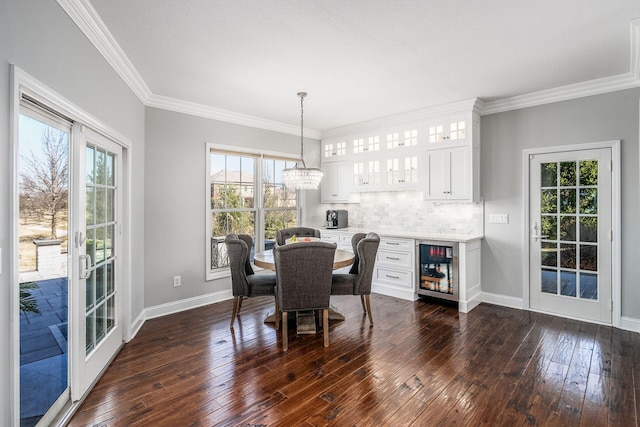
[224,234,250,296]
[274,241,336,311]
[276,227,321,245]
[354,232,380,295]
[237,234,255,275]
[348,233,366,274]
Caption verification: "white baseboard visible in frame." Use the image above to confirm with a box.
[127,310,146,342]
[145,289,234,320]
[459,285,483,313]
[620,316,640,333]
[459,294,482,313]
[481,292,640,333]
[481,292,525,310]
[372,284,418,301]
[128,289,640,339]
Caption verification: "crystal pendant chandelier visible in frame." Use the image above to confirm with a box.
[282,92,323,190]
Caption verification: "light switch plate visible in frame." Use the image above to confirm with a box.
[489,214,509,224]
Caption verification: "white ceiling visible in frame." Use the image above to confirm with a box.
[84,0,640,133]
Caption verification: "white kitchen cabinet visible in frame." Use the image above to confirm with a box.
[371,236,417,301]
[424,111,480,202]
[321,99,481,199]
[352,132,382,155]
[319,230,340,244]
[321,161,353,203]
[458,239,482,313]
[384,123,421,150]
[320,230,353,273]
[322,137,348,162]
[352,159,381,191]
[385,154,421,190]
[425,146,472,201]
[320,229,482,307]
[426,114,469,146]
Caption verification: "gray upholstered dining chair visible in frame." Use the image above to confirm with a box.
[347,233,366,275]
[273,240,337,351]
[275,227,321,246]
[331,232,380,326]
[225,234,278,329]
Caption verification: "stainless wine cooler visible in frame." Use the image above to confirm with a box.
[416,240,459,302]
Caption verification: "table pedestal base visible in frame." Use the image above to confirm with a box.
[296,311,316,334]
[264,305,345,333]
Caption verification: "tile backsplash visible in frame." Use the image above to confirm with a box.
[316,191,484,235]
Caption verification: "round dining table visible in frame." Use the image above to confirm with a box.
[253,247,355,271]
[253,246,355,331]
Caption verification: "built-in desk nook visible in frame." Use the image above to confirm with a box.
[321,228,483,313]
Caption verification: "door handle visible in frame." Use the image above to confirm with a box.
[80,254,92,279]
[75,231,86,248]
[532,222,549,242]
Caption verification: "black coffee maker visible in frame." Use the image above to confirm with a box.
[326,210,348,229]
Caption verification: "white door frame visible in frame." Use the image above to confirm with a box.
[522,140,621,327]
[9,65,134,424]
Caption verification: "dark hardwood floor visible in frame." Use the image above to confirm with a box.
[67,294,639,426]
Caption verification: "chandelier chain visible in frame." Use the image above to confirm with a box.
[281,91,322,190]
[298,92,306,160]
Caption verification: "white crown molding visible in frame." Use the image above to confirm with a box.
[322,98,482,139]
[479,72,640,116]
[147,93,322,139]
[56,0,322,139]
[479,20,640,116]
[59,0,640,134]
[56,0,151,102]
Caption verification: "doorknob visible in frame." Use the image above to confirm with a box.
[532,222,549,242]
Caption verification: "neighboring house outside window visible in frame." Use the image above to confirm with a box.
[206,144,299,279]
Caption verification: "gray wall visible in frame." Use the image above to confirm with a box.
[0,0,145,423]
[144,107,321,307]
[481,88,640,319]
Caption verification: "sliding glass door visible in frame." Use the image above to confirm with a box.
[18,102,70,426]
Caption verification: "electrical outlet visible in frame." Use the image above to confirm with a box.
[173,276,181,287]
[489,214,509,224]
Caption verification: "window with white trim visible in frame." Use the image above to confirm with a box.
[206,144,299,279]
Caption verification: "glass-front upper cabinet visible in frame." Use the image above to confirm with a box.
[386,123,420,151]
[426,114,469,146]
[386,155,420,190]
[353,159,381,190]
[352,133,381,155]
[322,137,348,162]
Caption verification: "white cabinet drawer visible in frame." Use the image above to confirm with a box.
[340,234,355,246]
[374,267,413,289]
[376,248,413,269]
[321,232,340,243]
[379,237,414,252]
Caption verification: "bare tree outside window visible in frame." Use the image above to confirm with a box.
[20,127,69,239]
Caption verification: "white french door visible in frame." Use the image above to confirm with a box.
[70,127,123,400]
[529,148,612,324]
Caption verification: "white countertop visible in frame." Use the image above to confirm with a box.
[319,227,483,243]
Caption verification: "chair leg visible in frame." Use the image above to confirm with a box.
[360,295,367,312]
[230,296,240,329]
[364,295,374,326]
[236,296,244,316]
[282,311,288,351]
[275,297,280,331]
[323,309,329,347]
